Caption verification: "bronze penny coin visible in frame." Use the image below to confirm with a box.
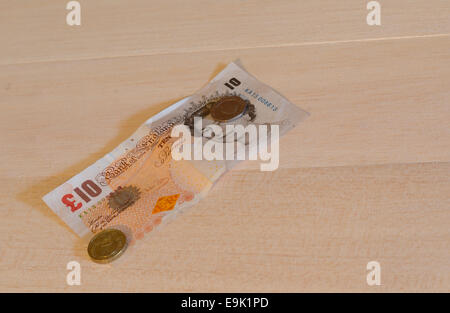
[210,96,247,122]
[87,228,128,263]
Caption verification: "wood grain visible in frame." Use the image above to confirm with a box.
[1,0,449,64]
[2,163,449,292]
[1,36,449,175]
[0,0,449,292]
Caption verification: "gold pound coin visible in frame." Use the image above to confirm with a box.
[87,228,128,263]
[210,96,247,122]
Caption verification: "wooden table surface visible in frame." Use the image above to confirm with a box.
[1,1,449,292]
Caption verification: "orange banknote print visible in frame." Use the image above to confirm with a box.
[79,135,212,241]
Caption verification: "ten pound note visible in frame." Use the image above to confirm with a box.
[43,62,309,243]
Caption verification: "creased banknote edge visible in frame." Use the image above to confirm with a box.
[41,60,310,239]
[41,97,194,237]
[231,60,310,121]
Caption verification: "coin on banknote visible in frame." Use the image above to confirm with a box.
[87,228,128,263]
[210,95,247,122]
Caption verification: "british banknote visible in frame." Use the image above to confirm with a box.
[43,61,309,242]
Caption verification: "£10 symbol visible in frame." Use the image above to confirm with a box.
[224,77,241,90]
[62,180,103,212]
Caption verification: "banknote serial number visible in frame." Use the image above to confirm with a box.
[61,179,103,212]
[244,88,278,112]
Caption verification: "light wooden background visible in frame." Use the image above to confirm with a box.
[0,0,449,292]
